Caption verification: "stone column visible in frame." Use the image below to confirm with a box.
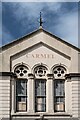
[46,74,54,113]
[28,73,35,113]
[65,77,72,114]
[11,77,15,114]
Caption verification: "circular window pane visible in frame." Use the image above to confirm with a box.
[61,70,64,74]
[57,74,61,77]
[16,70,20,74]
[57,68,61,71]
[39,74,42,77]
[20,73,24,76]
[54,71,57,74]
[20,67,24,70]
[23,70,27,73]
[38,70,43,74]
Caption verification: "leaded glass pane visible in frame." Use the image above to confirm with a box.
[17,101,26,111]
[55,80,64,96]
[36,98,46,112]
[35,80,46,112]
[16,80,27,112]
[41,81,46,96]
[35,80,46,96]
[42,98,46,111]
[54,80,65,112]
[17,96,26,102]
[55,97,64,103]
[36,81,41,96]
[60,97,64,102]
[16,80,27,96]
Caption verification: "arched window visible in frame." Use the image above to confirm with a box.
[53,66,66,79]
[34,65,47,78]
[53,66,66,112]
[34,65,48,112]
[14,65,29,112]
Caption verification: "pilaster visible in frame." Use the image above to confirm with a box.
[46,74,54,113]
[11,77,15,114]
[28,73,35,113]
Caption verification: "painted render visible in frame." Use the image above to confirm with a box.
[0,28,80,120]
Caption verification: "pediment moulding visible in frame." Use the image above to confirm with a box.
[0,28,80,53]
[10,41,71,61]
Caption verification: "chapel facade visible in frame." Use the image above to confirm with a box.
[0,27,80,120]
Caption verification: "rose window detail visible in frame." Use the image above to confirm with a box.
[34,66,47,77]
[14,65,28,78]
[53,66,66,78]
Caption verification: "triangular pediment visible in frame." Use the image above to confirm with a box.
[0,28,79,73]
[11,42,71,71]
[11,42,71,60]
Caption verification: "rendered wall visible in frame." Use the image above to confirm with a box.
[0,76,10,120]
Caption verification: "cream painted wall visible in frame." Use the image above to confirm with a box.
[0,29,80,119]
[0,30,79,73]
[11,45,71,73]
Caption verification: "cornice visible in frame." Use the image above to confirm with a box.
[0,72,16,77]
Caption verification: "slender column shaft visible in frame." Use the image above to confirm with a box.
[11,77,15,114]
[28,74,35,113]
[46,74,54,113]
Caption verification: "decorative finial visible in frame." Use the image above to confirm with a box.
[39,12,43,27]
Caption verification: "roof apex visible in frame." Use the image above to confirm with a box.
[0,28,80,52]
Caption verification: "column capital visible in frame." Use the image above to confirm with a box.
[47,74,54,79]
[28,73,34,79]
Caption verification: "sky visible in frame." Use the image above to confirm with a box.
[0,2,79,47]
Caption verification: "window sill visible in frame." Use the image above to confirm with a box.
[11,112,72,117]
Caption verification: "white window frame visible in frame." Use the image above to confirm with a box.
[16,78,27,112]
[35,79,46,112]
[54,79,65,112]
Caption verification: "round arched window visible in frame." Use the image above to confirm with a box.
[34,65,48,77]
[53,66,66,78]
[14,65,29,78]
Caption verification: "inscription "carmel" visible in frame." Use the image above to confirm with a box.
[26,54,54,59]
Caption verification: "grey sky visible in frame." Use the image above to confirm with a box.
[1,2,78,47]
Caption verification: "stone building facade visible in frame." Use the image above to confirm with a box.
[0,28,80,120]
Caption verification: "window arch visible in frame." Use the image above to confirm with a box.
[52,65,67,112]
[33,63,49,78]
[14,65,29,78]
[53,65,67,79]
[14,64,29,112]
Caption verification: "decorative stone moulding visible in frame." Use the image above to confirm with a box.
[34,65,48,78]
[53,66,67,79]
[14,65,29,78]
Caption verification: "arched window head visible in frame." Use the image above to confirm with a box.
[34,65,48,78]
[53,66,66,79]
[14,65,29,78]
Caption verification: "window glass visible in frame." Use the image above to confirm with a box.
[16,80,27,112]
[16,80,27,96]
[36,98,46,112]
[54,80,65,112]
[36,80,46,96]
[35,80,46,112]
[55,80,64,96]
